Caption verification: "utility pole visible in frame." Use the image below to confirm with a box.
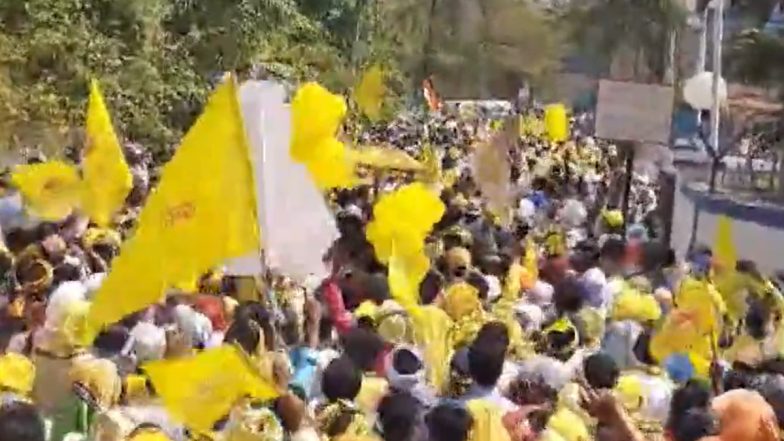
[708,0,724,192]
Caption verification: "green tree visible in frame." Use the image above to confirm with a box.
[378,0,566,99]
[564,0,686,82]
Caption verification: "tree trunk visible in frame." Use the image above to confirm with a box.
[663,29,677,85]
[420,0,439,82]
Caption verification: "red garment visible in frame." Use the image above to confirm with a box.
[192,295,227,331]
[322,279,353,335]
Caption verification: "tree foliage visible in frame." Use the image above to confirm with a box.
[0,0,566,156]
[563,0,686,82]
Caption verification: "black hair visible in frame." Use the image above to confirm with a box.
[723,366,756,392]
[321,357,362,402]
[468,340,506,388]
[669,408,719,441]
[92,325,131,357]
[746,298,771,340]
[737,260,762,279]
[233,302,275,350]
[392,349,422,375]
[419,270,445,305]
[341,327,385,372]
[0,402,46,441]
[224,319,260,355]
[474,321,510,353]
[553,277,585,314]
[377,391,422,441]
[583,352,620,389]
[364,274,391,305]
[426,403,473,441]
[667,380,713,431]
[600,238,626,262]
[632,328,657,366]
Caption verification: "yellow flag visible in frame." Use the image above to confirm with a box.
[388,243,429,311]
[366,183,445,263]
[420,144,441,185]
[290,82,357,189]
[411,305,453,392]
[544,104,569,142]
[353,65,386,121]
[11,161,81,221]
[144,346,278,433]
[522,239,538,288]
[87,77,259,338]
[713,215,736,271]
[466,400,511,441]
[82,79,133,226]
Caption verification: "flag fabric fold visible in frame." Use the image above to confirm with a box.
[143,345,278,433]
[82,79,133,226]
[353,65,386,121]
[87,76,259,339]
[11,161,82,221]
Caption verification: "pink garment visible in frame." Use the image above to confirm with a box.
[322,279,353,335]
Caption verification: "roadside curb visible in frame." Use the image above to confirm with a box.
[680,182,784,229]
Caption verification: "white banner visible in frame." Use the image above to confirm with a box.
[226,81,338,280]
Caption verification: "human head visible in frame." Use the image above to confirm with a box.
[0,402,46,441]
[321,357,362,402]
[341,327,385,373]
[583,352,620,389]
[377,391,423,441]
[669,408,719,441]
[667,380,713,431]
[425,403,473,441]
[468,339,506,388]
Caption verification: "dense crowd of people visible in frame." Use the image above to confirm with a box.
[1,104,784,441]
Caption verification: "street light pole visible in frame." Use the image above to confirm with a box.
[708,0,724,192]
[697,7,708,73]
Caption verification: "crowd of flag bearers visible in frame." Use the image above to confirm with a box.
[2,70,784,441]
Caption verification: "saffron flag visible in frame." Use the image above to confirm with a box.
[11,161,81,221]
[422,77,442,112]
[86,76,259,339]
[144,345,278,433]
[82,79,133,226]
[353,65,386,121]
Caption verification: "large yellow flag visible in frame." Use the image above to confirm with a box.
[82,79,133,227]
[11,161,82,221]
[144,345,278,433]
[87,77,259,338]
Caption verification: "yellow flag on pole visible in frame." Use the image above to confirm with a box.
[11,161,82,221]
[144,345,279,433]
[86,77,259,338]
[82,79,133,227]
[353,65,386,121]
[388,243,430,310]
[713,215,737,271]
